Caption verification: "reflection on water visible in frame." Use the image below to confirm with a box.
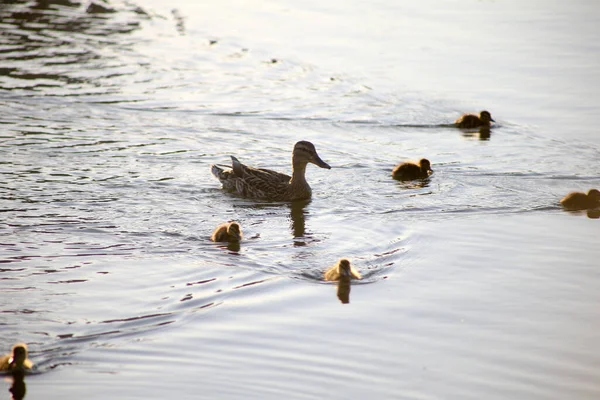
[394,177,431,190]
[225,241,241,253]
[9,374,26,400]
[1,0,600,399]
[460,126,492,140]
[289,200,309,239]
[0,0,147,93]
[336,278,351,304]
[587,209,600,219]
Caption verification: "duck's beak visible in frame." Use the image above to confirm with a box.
[312,153,331,169]
[490,117,496,122]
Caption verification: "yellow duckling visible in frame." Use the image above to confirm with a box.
[211,141,331,201]
[324,259,362,281]
[392,158,432,181]
[560,189,600,211]
[211,221,242,242]
[455,110,495,129]
[0,343,33,373]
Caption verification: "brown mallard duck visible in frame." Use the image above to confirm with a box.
[0,343,33,373]
[392,158,432,181]
[560,189,600,211]
[324,259,362,281]
[211,221,242,242]
[455,110,495,129]
[211,141,331,201]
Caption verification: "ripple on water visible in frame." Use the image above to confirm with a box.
[1,1,600,398]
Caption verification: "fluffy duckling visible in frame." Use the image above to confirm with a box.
[0,343,33,373]
[392,158,432,181]
[455,110,495,129]
[211,221,242,242]
[560,189,600,211]
[324,259,362,281]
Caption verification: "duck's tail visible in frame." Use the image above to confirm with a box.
[211,164,226,180]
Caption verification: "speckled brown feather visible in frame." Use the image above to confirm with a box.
[210,141,330,201]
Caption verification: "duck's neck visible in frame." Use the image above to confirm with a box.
[289,162,311,198]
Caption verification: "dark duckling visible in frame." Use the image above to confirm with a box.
[392,158,432,181]
[324,258,361,281]
[560,189,600,211]
[0,343,33,373]
[211,221,242,242]
[455,110,495,129]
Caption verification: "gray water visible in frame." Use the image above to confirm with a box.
[1,1,600,399]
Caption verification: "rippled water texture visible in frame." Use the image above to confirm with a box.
[1,0,599,399]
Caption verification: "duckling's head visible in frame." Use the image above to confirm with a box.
[337,258,352,277]
[10,344,28,367]
[418,158,432,174]
[227,222,242,241]
[293,141,331,169]
[588,189,600,201]
[479,110,495,123]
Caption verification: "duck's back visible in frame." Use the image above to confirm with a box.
[0,354,10,371]
[560,192,592,210]
[324,266,341,281]
[212,157,294,200]
[455,114,483,129]
[0,354,32,371]
[392,162,422,180]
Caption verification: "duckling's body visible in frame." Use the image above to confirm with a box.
[392,158,432,181]
[560,189,600,211]
[211,222,242,242]
[324,259,361,281]
[0,343,33,373]
[211,141,331,201]
[455,110,495,129]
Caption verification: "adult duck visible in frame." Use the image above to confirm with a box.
[211,141,331,201]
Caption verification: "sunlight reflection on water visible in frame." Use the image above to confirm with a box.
[1,0,600,399]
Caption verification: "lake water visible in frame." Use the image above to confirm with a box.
[1,0,599,399]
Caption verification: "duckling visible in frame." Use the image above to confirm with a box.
[211,221,242,242]
[392,158,432,181]
[560,189,600,211]
[211,141,331,201]
[0,343,33,373]
[455,110,495,129]
[324,258,361,281]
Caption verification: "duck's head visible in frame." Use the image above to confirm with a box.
[337,259,352,277]
[419,158,432,174]
[9,344,28,367]
[227,222,242,241]
[588,189,600,201]
[293,141,331,169]
[480,110,495,123]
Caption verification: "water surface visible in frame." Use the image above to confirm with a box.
[1,0,599,399]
